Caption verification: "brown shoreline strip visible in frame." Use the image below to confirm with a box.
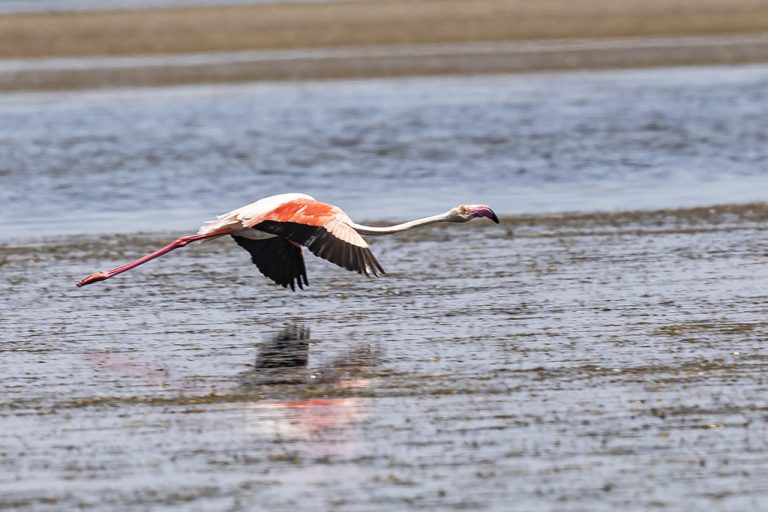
[3,0,768,59]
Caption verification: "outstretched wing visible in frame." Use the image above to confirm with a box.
[232,236,308,291]
[247,198,385,277]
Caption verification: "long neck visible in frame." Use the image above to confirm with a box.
[350,212,454,235]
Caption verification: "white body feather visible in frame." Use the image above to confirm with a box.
[197,193,315,236]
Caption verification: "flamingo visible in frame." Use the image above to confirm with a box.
[76,193,499,290]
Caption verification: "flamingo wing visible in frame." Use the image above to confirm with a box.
[232,236,308,291]
[249,198,385,277]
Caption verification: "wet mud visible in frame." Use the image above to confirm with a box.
[6,35,768,92]
[2,203,767,510]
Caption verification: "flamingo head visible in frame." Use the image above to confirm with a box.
[450,204,499,224]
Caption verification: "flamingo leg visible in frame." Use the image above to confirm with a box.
[76,232,227,287]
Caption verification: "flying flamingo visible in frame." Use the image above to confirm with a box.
[76,193,499,290]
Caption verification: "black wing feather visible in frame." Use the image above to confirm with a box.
[232,236,308,290]
[253,220,384,277]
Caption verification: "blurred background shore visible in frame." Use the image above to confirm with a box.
[3,0,768,90]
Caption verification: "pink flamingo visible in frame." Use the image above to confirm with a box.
[77,193,499,290]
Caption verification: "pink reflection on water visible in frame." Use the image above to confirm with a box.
[240,377,370,457]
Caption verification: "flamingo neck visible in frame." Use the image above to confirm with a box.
[349,212,455,235]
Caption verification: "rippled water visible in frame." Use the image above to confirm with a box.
[2,65,768,239]
[2,205,768,510]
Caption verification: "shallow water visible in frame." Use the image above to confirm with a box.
[2,65,768,510]
[2,205,768,510]
[2,65,768,239]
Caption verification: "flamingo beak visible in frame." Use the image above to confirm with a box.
[469,205,499,224]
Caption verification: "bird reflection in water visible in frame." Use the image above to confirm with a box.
[239,323,377,453]
[253,323,311,373]
[242,322,378,384]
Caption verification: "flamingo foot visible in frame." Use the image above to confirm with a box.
[77,271,110,287]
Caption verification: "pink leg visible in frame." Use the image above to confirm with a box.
[76,231,227,287]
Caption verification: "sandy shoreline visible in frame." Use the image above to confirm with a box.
[4,0,768,58]
[3,0,768,90]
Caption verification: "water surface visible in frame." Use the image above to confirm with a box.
[2,64,768,511]
[2,65,768,239]
[2,205,767,510]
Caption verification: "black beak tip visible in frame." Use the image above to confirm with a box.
[491,213,500,224]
